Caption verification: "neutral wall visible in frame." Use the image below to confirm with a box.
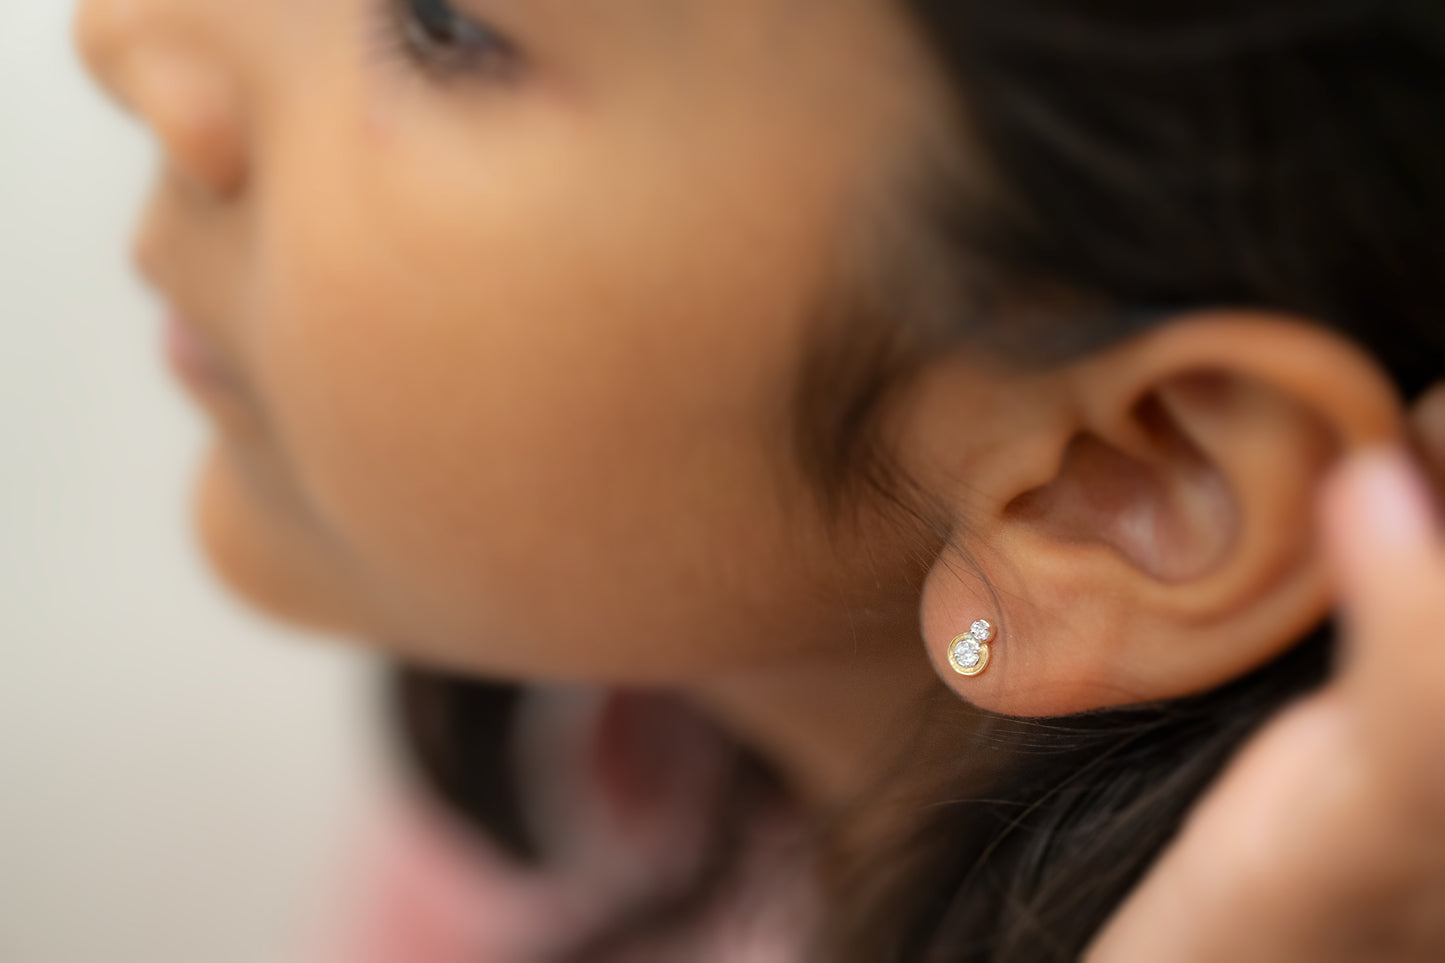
[1,4,383,961]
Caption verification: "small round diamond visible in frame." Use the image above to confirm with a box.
[951,638,982,669]
[970,619,994,642]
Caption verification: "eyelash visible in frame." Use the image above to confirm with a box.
[372,0,521,83]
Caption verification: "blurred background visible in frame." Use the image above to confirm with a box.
[1,3,385,961]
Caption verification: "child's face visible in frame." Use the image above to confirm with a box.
[78,0,944,681]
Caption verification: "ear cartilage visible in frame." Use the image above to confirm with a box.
[948,619,994,677]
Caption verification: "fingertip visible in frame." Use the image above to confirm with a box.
[1413,383,1445,448]
[1411,382,1445,489]
[1322,446,1438,587]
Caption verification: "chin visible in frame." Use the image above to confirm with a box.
[189,445,371,639]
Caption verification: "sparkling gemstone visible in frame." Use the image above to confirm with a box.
[970,619,993,642]
[952,638,982,668]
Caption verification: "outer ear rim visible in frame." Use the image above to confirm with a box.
[1057,312,1407,627]
[1068,311,1406,455]
[921,309,1409,717]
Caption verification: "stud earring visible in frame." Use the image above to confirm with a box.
[948,619,994,676]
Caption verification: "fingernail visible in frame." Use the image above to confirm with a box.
[1347,447,1436,552]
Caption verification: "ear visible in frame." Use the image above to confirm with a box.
[908,311,1405,716]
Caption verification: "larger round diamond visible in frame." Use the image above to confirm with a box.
[952,637,982,669]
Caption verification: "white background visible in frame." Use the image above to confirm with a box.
[1,3,385,961]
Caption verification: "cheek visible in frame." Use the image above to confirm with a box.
[239,124,827,677]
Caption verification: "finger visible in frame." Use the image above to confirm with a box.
[1410,382,1445,495]
[1320,447,1445,765]
[1323,445,1439,604]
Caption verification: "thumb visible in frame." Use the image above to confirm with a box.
[1323,447,1438,620]
[1320,446,1443,760]
[1409,382,1445,492]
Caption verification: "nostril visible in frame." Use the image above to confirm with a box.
[136,59,250,199]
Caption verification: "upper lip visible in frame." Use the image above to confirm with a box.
[129,204,249,391]
[129,223,266,442]
[132,226,195,323]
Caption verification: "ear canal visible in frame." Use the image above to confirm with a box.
[1004,391,1238,584]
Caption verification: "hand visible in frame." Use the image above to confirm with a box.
[1086,386,1445,962]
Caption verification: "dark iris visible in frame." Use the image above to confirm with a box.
[399,0,514,74]
[408,0,467,49]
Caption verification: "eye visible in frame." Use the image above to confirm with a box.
[383,0,520,80]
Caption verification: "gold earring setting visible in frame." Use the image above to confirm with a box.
[948,619,994,676]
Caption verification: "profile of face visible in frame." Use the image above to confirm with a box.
[77,0,942,671]
[75,0,1408,794]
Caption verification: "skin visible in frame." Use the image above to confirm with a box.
[76,0,1445,955]
[1091,428,1445,961]
[75,0,954,804]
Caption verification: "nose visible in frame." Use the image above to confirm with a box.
[74,0,249,200]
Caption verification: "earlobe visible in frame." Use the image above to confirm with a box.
[916,311,1406,717]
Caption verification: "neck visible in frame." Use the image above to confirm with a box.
[685,642,945,813]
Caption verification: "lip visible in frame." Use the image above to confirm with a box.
[161,313,260,430]
[130,194,264,434]
[163,313,240,393]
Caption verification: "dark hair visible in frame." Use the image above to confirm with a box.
[818,2,1445,959]
[395,2,1445,960]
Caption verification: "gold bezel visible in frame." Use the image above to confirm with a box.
[948,635,991,676]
